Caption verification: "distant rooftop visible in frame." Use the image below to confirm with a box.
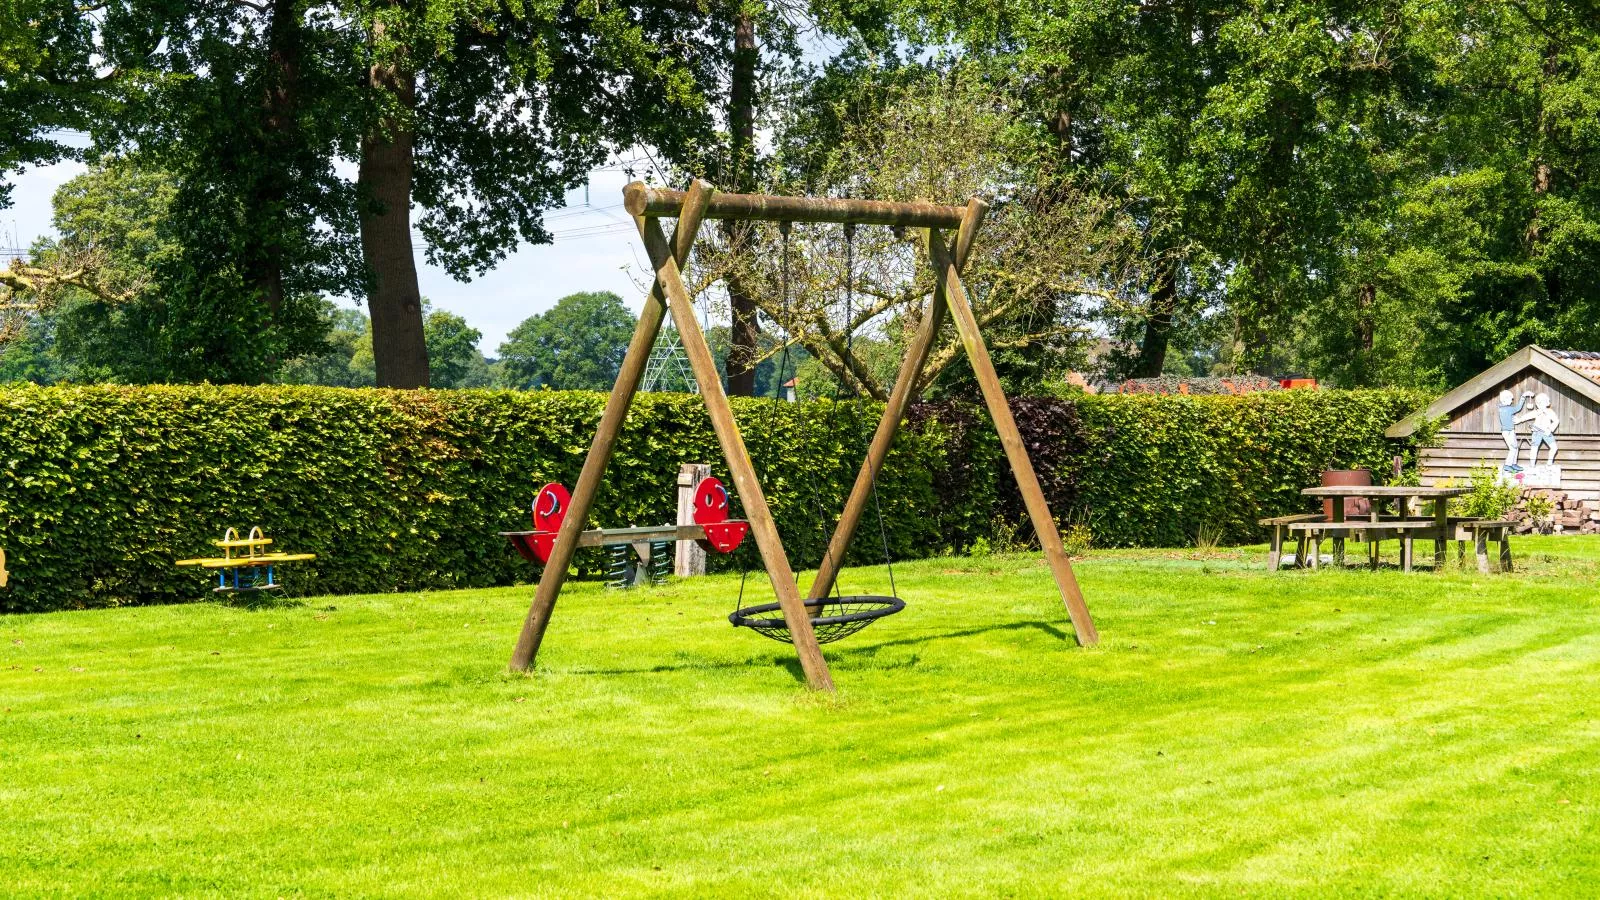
[1546,349,1600,385]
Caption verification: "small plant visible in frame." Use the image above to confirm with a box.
[988,514,1034,554]
[1445,462,1522,519]
[1411,412,1447,450]
[1392,412,1447,489]
[1194,521,1225,552]
[1523,491,1554,534]
[1060,524,1094,558]
[1390,465,1422,488]
[970,515,1033,557]
[1054,506,1099,558]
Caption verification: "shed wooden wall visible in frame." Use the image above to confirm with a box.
[1420,435,1600,503]
[1422,367,1600,503]
[1445,369,1600,433]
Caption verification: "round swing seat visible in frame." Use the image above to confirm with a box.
[729,595,905,644]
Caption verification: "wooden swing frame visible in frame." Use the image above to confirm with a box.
[508,179,1099,691]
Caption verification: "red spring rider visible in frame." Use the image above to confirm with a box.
[501,477,748,564]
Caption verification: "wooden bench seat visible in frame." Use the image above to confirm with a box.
[1287,520,1441,571]
[1258,513,1322,570]
[1459,519,1515,573]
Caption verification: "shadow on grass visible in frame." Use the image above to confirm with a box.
[508,621,1079,686]
[211,592,308,612]
[768,621,1076,682]
[556,657,786,678]
[836,619,1073,654]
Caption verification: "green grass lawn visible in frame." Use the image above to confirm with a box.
[4,538,1600,897]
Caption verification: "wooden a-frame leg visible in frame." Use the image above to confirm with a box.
[508,182,715,673]
[638,212,835,691]
[1268,526,1283,572]
[927,235,1098,646]
[809,199,988,602]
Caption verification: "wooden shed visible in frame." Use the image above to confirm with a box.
[1387,346,1600,505]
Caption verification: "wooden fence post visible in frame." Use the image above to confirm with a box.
[676,463,710,577]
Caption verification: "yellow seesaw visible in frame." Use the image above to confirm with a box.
[176,527,315,593]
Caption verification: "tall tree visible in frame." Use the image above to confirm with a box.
[6,155,330,383]
[689,64,1144,398]
[346,1,726,386]
[496,291,636,390]
[423,305,489,388]
[896,0,1417,378]
[71,1,721,386]
[89,0,363,379]
[721,9,761,396]
[356,3,427,387]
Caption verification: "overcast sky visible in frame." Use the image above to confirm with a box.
[1,152,661,355]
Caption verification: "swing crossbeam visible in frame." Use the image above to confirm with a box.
[624,183,967,228]
[509,179,1099,692]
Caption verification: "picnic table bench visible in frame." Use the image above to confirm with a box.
[1260,485,1513,573]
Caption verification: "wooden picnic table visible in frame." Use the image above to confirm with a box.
[1299,485,1470,571]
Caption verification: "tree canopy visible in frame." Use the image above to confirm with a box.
[6,0,1600,393]
[497,291,636,391]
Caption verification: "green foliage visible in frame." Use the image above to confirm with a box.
[0,0,97,208]
[1392,411,1448,486]
[1067,389,1429,547]
[277,303,375,388]
[1524,491,1554,532]
[277,302,489,389]
[1444,463,1523,520]
[12,1,725,383]
[17,156,332,384]
[423,307,489,389]
[496,292,636,391]
[0,316,65,384]
[0,384,1427,612]
[0,385,948,612]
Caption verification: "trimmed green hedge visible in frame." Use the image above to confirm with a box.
[0,385,1427,612]
[1071,390,1430,546]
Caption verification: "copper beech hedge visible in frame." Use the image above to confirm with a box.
[0,385,1426,611]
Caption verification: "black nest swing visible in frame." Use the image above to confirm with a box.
[727,221,905,645]
[730,595,906,644]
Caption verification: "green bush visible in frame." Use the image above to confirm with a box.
[0,384,1428,612]
[1443,462,1522,520]
[0,386,946,613]
[1070,389,1429,546]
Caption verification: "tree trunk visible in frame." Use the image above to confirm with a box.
[358,20,430,389]
[249,0,301,320]
[1132,261,1177,378]
[722,10,759,397]
[1357,282,1375,351]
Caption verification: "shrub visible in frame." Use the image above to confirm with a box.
[1444,462,1523,520]
[937,389,1428,549]
[1523,491,1554,533]
[0,384,1429,612]
[1060,524,1094,558]
[0,386,946,612]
